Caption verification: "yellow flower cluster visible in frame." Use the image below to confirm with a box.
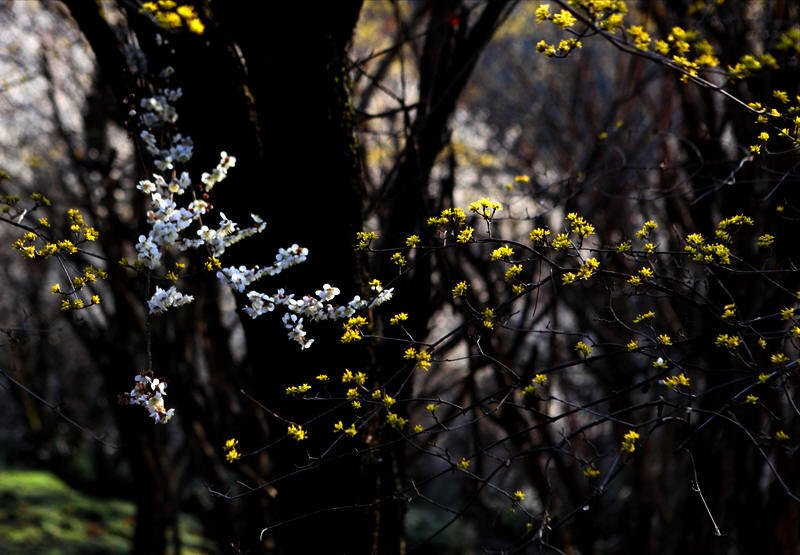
[565,212,595,238]
[552,233,572,250]
[635,220,657,239]
[504,264,522,281]
[285,383,311,395]
[521,373,548,396]
[490,245,514,261]
[390,252,407,266]
[627,25,651,50]
[621,430,639,453]
[529,227,551,243]
[757,234,774,248]
[386,412,407,429]
[140,1,205,34]
[355,231,378,250]
[574,341,591,358]
[452,280,469,298]
[662,373,690,390]
[721,304,736,319]
[683,233,731,264]
[405,235,420,247]
[389,312,408,325]
[468,198,502,220]
[287,424,307,441]
[583,465,601,478]
[714,334,741,349]
[632,311,655,323]
[223,438,240,463]
[342,369,367,386]
[457,227,474,243]
[333,421,357,437]
[429,207,467,227]
[482,307,495,329]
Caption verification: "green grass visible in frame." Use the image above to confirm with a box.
[0,469,213,554]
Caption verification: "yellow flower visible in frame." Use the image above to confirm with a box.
[663,373,690,390]
[529,227,551,243]
[657,334,672,346]
[583,465,600,478]
[552,9,576,29]
[632,311,655,324]
[285,383,311,395]
[721,304,736,319]
[405,235,420,247]
[452,281,469,298]
[771,353,789,364]
[636,220,658,239]
[513,490,525,502]
[505,264,523,281]
[745,395,758,404]
[355,231,378,250]
[186,17,205,35]
[490,246,514,261]
[482,308,495,330]
[415,350,432,371]
[775,430,789,441]
[386,412,407,429]
[552,233,571,250]
[535,4,550,22]
[225,447,241,463]
[287,424,307,441]
[714,334,741,348]
[757,234,774,247]
[468,197,502,220]
[390,312,408,325]
[574,341,591,358]
[621,430,639,453]
[391,252,407,266]
[457,227,474,243]
[457,457,470,470]
[565,213,595,237]
[652,357,668,369]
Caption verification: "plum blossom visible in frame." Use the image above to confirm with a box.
[127,372,175,424]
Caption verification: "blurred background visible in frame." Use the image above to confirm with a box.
[1,1,799,553]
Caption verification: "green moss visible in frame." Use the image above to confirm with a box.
[0,470,212,554]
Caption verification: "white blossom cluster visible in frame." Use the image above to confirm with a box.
[241,281,394,350]
[125,64,395,420]
[127,372,175,424]
[147,285,194,314]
